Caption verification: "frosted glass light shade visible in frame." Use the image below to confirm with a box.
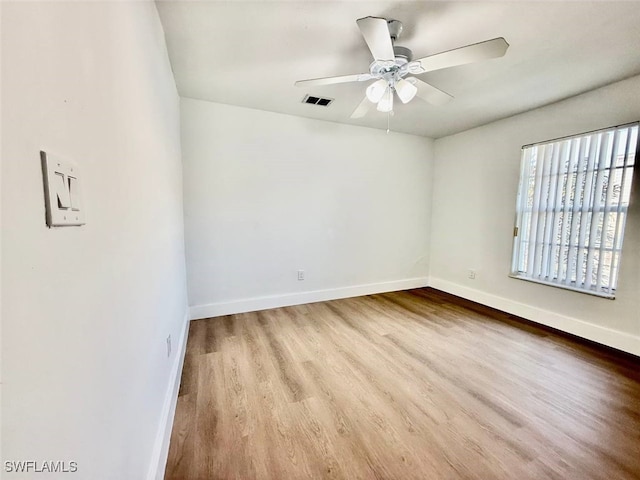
[366,79,388,103]
[377,88,394,112]
[395,78,418,104]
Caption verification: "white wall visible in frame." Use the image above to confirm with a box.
[1,2,188,479]
[431,75,640,355]
[181,98,434,318]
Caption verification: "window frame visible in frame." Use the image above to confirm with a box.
[510,122,639,299]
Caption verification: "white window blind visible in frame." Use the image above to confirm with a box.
[511,122,638,298]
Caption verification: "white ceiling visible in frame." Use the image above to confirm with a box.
[156,1,640,138]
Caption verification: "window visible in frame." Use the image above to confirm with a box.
[511,122,638,298]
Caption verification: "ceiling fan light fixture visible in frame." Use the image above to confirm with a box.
[377,87,394,112]
[366,79,388,103]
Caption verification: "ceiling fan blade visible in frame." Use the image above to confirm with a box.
[356,16,395,61]
[412,37,509,74]
[407,77,453,106]
[395,78,418,104]
[295,73,372,87]
[351,96,373,119]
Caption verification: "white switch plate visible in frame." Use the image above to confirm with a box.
[41,151,85,227]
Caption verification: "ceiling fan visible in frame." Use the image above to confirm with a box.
[295,16,509,118]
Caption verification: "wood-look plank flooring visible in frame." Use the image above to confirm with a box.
[165,288,640,480]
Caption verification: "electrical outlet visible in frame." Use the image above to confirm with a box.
[297,269,305,281]
[166,335,172,358]
[468,269,476,280]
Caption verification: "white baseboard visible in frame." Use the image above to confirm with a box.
[190,277,430,320]
[147,309,190,480]
[429,277,640,357]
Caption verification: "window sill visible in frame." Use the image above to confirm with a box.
[508,274,616,299]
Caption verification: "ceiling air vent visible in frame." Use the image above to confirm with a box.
[302,95,333,107]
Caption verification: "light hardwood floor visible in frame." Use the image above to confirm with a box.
[165,288,640,480]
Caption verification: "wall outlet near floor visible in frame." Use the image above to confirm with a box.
[468,269,477,280]
[166,335,172,358]
[297,269,305,281]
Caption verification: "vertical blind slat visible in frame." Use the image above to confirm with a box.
[527,145,545,277]
[537,145,554,278]
[547,141,567,283]
[557,138,577,283]
[583,134,609,288]
[575,134,599,286]
[566,138,587,285]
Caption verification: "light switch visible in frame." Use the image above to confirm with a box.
[68,176,81,211]
[41,151,86,227]
[54,172,71,209]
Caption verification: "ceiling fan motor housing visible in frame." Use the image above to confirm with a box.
[393,46,412,63]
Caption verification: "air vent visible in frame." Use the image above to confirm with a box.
[302,95,333,107]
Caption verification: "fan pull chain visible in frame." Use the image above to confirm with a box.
[387,111,390,134]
